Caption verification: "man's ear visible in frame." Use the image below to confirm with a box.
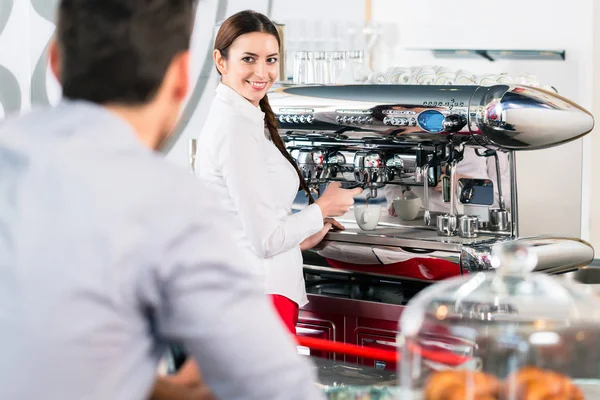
[48,38,61,83]
[172,51,190,102]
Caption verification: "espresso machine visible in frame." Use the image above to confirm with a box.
[268,84,595,367]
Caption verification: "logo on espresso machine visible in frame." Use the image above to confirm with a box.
[422,98,466,110]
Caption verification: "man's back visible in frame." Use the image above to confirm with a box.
[0,101,324,399]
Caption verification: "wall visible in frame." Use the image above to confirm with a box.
[371,0,594,239]
[0,0,61,119]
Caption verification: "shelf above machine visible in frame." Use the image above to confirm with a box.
[407,48,566,62]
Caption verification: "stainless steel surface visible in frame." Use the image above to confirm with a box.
[272,84,594,278]
[323,213,494,252]
[493,152,506,210]
[436,214,457,237]
[270,84,593,149]
[441,175,450,203]
[448,160,458,224]
[471,85,594,150]
[509,151,519,237]
[457,178,494,206]
[458,215,479,238]
[460,236,594,274]
[489,208,510,232]
[422,166,431,226]
[353,152,386,199]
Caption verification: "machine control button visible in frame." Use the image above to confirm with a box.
[442,114,467,133]
[417,110,445,133]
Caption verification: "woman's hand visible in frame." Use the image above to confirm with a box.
[315,182,363,217]
[300,218,344,251]
[325,217,345,231]
[388,203,397,217]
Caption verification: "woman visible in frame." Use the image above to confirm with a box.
[195,9,361,333]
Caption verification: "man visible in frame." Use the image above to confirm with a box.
[0,1,324,399]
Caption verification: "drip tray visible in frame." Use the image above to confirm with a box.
[304,271,428,306]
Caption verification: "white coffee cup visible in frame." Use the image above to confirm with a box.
[386,66,412,84]
[433,66,455,85]
[474,74,499,86]
[354,205,381,231]
[368,71,387,84]
[414,67,436,85]
[393,197,421,221]
[455,69,476,85]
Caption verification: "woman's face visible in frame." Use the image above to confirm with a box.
[215,31,279,106]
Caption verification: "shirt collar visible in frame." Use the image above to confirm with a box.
[55,99,151,151]
[215,83,265,125]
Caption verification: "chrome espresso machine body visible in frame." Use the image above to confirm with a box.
[269,84,595,279]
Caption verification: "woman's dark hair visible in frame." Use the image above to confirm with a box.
[214,10,315,204]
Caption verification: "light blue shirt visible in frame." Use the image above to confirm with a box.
[0,101,324,400]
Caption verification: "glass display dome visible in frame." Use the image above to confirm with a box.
[398,241,600,399]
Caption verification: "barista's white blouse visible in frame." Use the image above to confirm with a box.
[196,83,324,306]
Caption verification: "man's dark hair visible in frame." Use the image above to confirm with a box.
[56,0,197,105]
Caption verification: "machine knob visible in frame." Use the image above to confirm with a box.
[461,186,475,202]
[442,114,467,133]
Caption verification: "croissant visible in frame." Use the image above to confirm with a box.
[424,370,500,400]
[424,367,585,400]
[502,367,584,400]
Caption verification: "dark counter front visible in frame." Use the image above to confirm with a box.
[299,262,431,371]
[311,356,396,388]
